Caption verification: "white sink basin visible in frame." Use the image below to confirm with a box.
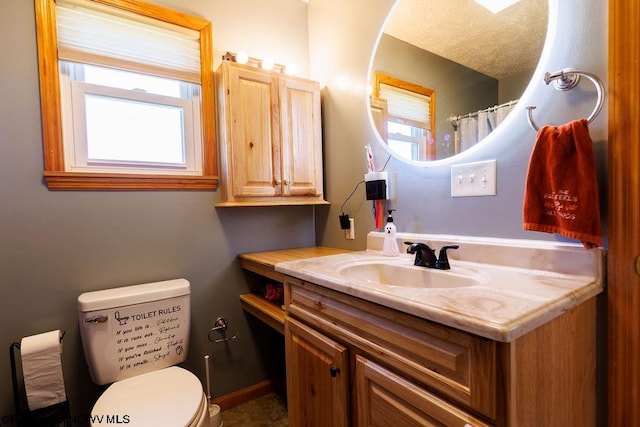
[339,261,482,288]
[275,233,605,341]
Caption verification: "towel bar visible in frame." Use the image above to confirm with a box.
[526,68,605,131]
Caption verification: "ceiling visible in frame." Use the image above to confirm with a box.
[382,0,549,79]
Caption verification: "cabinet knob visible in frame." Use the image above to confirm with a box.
[275,179,282,186]
[329,367,340,377]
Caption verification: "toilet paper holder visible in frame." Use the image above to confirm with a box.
[207,317,238,343]
[9,331,71,425]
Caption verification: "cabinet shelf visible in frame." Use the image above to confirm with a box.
[238,246,351,336]
[240,293,285,335]
[216,200,329,208]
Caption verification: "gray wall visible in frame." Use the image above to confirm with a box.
[311,0,608,249]
[499,68,535,104]
[0,0,314,421]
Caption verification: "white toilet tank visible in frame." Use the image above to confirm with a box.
[78,279,191,385]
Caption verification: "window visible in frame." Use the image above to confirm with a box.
[386,121,428,161]
[35,0,217,190]
[373,73,436,161]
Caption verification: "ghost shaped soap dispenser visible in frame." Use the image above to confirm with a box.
[382,210,401,257]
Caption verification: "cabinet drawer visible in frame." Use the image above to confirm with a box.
[356,355,492,427]
[285,278,497,419]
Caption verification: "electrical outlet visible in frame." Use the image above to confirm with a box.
[346,218,355,240]
[451,160,497,197]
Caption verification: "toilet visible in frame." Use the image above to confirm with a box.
[78,279,210,427]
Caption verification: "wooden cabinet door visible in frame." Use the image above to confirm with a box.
[285,317,349,427]
[279,77,322,197]
[355,355,491,427]
[227,64,281,197]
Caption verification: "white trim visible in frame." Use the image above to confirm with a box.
[61,68,203,176]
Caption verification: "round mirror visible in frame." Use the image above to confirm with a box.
[369,0,548,163]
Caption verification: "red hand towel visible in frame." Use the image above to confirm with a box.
[523,119,602,249]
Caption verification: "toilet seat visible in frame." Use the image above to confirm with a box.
[91,366,208,427]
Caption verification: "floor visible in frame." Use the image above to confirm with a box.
[221,393,288,427]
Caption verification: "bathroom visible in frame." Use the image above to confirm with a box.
[0,0,637,425]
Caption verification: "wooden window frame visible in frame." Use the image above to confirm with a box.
[373,72,436,161]
[34,0,218,190]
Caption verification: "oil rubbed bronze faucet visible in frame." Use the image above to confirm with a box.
[405,242,459,270]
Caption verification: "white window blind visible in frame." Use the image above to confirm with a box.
[379,83,431,124]
[56,0,201,82]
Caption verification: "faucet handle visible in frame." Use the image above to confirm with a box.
[404,241,421,253]
[436,245,459,270]
[404,242,437,267]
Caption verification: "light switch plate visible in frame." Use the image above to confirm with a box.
[451,160,497,197]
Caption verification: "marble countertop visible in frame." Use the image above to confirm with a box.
[275,233,605,342]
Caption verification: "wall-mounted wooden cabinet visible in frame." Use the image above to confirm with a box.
[216,61,327,206]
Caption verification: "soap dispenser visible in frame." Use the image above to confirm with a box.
[382,210,400,257]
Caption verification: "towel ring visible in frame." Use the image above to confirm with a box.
[526,68,605,131]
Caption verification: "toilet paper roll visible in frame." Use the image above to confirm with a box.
[20,330,67,410]
[209,404,222,427]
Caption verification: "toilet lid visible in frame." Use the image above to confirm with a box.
[92,366,205,427]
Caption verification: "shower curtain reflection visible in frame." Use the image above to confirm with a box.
[450,100,518,153]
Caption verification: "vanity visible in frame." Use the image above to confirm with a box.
[275,232,604,426]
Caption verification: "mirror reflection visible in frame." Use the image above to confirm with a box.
[370,0,548,162]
